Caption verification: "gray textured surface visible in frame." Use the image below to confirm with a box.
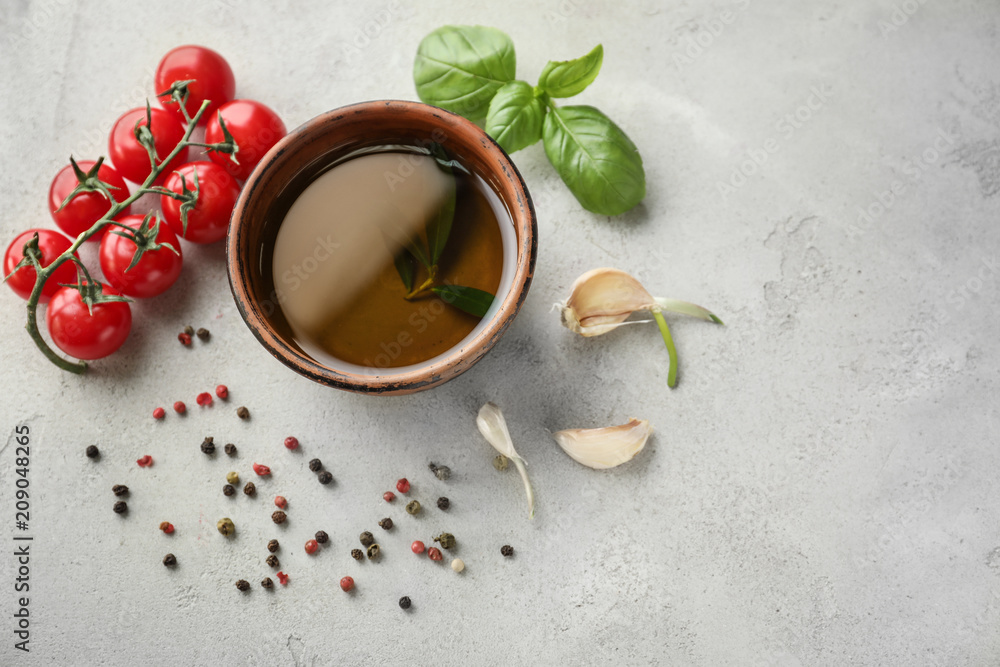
[1,0,999,665]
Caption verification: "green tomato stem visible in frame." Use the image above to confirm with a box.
[652,309,678,388]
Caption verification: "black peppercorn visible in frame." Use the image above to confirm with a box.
[236,406,250,420]
[196,327,210,341]
[315,530,329,544]
[351,549,364,561]
[112,484,129,497]
[113,501,127,514]
[399,596,411,610]
[86,445,99,459]
[359,531,374,547]
[243,482,256,496]
[433,532,456,550]
[437,497,450,510]
[267,539,279,553]
[223,484,235,496]
[308,458,323,472]
[501,545,514,557]
[200,436,215,455]
[272,511,287,524]
[163,553,176,566]
[261,577,273,589]
[378,518,393,530]
[236,579,250,592]
[224,443,237,456]
[183,325,194,336]
[429,462,451,480]
[367,544,380,560]
[317,471,333,485]
[265,554,279,568]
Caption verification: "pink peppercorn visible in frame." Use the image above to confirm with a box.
[411,540,425,554]
[196,392,213,407]
[173,401,186,414]
[178,332,192,346]
[276,571,289,585]
[284,437,299,450]
[339,576,354,592]
[137,455,153,467]
[305,539,318,554]
[383,491,396,502]
[253,463,271,476]
[428,547,443,561]
[274,496,287,509]
[216,384,228,399]
[153,407,165,420]
[160,522,174,534]
[396,478,410,494]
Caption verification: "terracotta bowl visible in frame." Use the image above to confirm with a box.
[227,100,537,395]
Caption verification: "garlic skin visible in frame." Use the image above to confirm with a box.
[476,402,535,518]
[552,419,652,469]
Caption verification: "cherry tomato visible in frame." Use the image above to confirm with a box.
[48,160,131,241]
[46,283,132,360]
[155,45,236,124]
[108,107,188,184]
[204,99,286,181]
[160,161,241,244]
[3,229,78,302]
[99,214,183,298]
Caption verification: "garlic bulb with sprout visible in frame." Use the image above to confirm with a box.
[476,402,535,519]
[558,267,722,388]
[552,419,652,469]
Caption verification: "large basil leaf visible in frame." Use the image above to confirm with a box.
[537,44,604,98]
[414,26,517,123]
[542,105,645,216]
[484,80,546,153]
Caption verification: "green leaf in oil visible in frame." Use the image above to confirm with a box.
[394,250,418,292]
[432,284,495,318]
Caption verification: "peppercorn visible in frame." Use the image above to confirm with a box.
[351,549,364,561]
[305,539,319,555]
[159,521,175,534]
[223,484,235,496]
[266,554,279,568]
[183,325,194,336]
[196,392,213,407]
[252,463,271,476]
[272,511,287,524]
[429,462,451,480]
[196,327,210,341]
[276,571,289,585]
[283,436,299,450]
[396,478,410,493]
[174,401,186,414]
[217,518,235,536]
[378,518,393,530]
[243,482,256,496]
[451,558,465,573]
[153,407,165,420]
[308,458,322,472]
[113,501,127,514]
[399,596,411,610]
[427,547,442,561]
[136,455,153,467]
[178,332,192,346]
[405,500,421,515]
[501,545,514,557]
[433,532,456,550]
[359,531,375,548]
[267,539,279,553]
[411,541,426,554]
[437,497,450,511]
[383,491,396,502]
[226,471,240,485]
[274,495,287,509]
[112,484,129,497]
[366,544,380,560]
[493,454,509,471]
[340,576,354,592]
[235,579,250,592]
[317,471,333,485]
[162,553,176,566]
[261,577,273,589]
[200,436,215,455]
[86,445,99,459]
[216,385,229,400]
[315,530,329,544]
[224,443,237,456]
[236,406,250,420]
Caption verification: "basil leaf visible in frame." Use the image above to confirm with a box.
[485,80,546,153]
[432,285,495,318]
[542,105,645,216]
[414,25,517,123]
[393,250,417,292]
[426,159,457,266]
[537,44,604,98]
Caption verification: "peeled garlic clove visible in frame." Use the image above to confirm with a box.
[552,419,652,469]
[476,402,535,519]
[560,268,658,336]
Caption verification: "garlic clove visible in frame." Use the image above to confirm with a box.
[552,418,652,469]
[560,268,658,336]
[476,402,535,518]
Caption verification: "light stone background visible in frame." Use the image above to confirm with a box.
[1,0,998,665]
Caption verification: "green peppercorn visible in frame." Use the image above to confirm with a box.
[200,437,215,455]
[271,511,287,524]
[367,544,380,560]
[226,471,240,485]
[501,545,514,557]
[162,553,176,566]
[378,518,393,530]
[183,325,194,336]
[493,454,509,471]
[261,577,273,589]
[359,531,374,547]
[351,549,364,561]
[237,406,250,420]
[308,458,322,472]
[267,539,279,553]
[315,530,329,544]
[433,532,456,550]
[318,471,333,485]
[437,497,450,510]
[235,579,250,592]
[113,501,127,514]
[86,445,99,459]
[217,518,235,536]
[243,482,256,496]
[429,462,451,480]
[405,500,421,515]
[266,554,279,568]
[399,596,411,610]
[112,484,129,497]
[224,443,237,456]
[223,484,235,496]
